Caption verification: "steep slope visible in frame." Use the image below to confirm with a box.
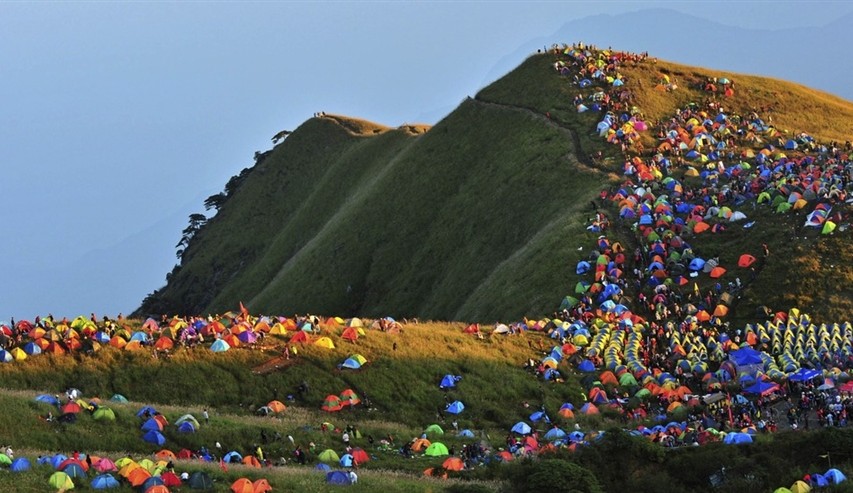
[138,49,853,323]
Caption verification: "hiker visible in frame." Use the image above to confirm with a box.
[203,408,209,424]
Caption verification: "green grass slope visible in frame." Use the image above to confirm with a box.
[139,50,853,324]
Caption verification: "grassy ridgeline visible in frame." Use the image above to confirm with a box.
[0,322,584,430]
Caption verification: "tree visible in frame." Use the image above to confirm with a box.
[204,192,227,211]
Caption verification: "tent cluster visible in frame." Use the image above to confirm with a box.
[322,389,361,412]
[0,312,386,361]
[537,44,853,444]
[773,468,847,493]
[32,451,221,492]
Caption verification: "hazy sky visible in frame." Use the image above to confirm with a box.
[3,1,852,320]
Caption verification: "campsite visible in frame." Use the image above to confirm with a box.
[5,41,853,492]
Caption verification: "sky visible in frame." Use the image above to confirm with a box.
[3,1,852,320]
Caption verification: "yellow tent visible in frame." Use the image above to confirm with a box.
[314,337,335,349]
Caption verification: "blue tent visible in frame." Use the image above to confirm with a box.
[788,368,821,382]
[341,358,362,370]
[142,430,166,446]
[326,470,352,485]
[315,463,332,472]
[723,432,753,445]
[35,394,60,406]
[744,381,779,395]
[825,468,847,484]
[50,454,68,469]
[136,406,157,417]
[446,401,465,414]
[63,463,87,479]
[340,454,354,468]
[223,451,243,463]
[544,428,566,440]
[529,411,550,423]
[569,431,585,442]
[439,375,460,389]
[578,360,596,372]
[511,422,531,435]
[10,458,30,472]
[458,429,475,438]
[178,421,197,433]
[576,261,591,275]
[730,347,763,365]
[91,474,120,489]
[210,339,230,352]
[141,418,162,431]
[142,477,165,490]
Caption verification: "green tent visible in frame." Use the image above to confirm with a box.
[188,471,213,490]
[0,454,10,466]
[318,449,339,463]
[619,373,638,387]
[635,388,651,399]
[49,471,74,490]
[110,394,128,403]
[822,221,836,235]
[424,424,444,436]
[424,442,449,457]
[175,414,200,428]
[93,408,116,421]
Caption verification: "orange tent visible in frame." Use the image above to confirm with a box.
[696,310,711,322]
[709,266,727,278]
[128,467,152,487]
[713,305,729,317]
[442,457,464,471]
[154,337,174,351]
[289,331,309,344]
[231,478,255,493]
[242,455,261,468]
[341,327,359,342]
[144,486,170,493]
[693,222,710,234]
[154,450,176,461]
[423,468,448,479]
[737,254,756,268]
[411,438,431,452]
[558,408,575,419]
[253,479,272,493]
[267,400,286,413]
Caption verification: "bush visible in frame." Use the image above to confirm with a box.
[509,458,603,493]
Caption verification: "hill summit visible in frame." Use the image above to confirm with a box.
[137,43,853,324]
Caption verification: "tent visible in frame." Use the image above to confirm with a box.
[439,374,460,389]
[318,449,340,463]
[10,457,30,472]
[142,430,166,446]
[424,424,444,436]
[210,339,230,352]
[723,432,753,444]
[326,471,353,486]
[314,337,335,349]
[49,471,74,491]
[91,474,120,489]
[188,471,213,490]
[230,478,255,493]
[424,442,449,457]
[340,389,361,407]
[445,401,465,414]
[322,395,343,412]
[511,422,532,435]
[93,408,116,421]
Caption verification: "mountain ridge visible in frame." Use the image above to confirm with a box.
[136,47,853,325]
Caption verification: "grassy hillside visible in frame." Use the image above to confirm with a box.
[138,49,853,325]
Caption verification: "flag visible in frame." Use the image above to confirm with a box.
[219,457,228,473]
[239,301,249,320]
